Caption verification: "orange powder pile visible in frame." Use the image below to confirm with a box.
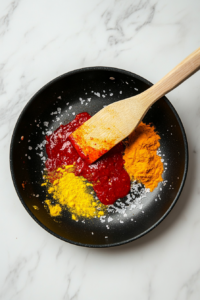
[123,122,163,191]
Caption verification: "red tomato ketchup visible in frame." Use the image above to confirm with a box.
[45,113,130,205]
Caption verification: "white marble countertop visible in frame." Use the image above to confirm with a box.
[1,0,200,299]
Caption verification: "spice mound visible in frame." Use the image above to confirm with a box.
[44,165,105,219]
[123,122,163,191]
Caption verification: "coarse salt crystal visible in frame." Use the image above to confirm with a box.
[44,121,49,127]
[94,92,100,97]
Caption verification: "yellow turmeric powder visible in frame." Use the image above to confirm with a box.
[123,122,163,191]
[43,165,105,220]
[44,201,62,217]
[33,205,39,210]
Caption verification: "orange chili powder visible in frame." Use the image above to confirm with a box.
[123,122,164,191]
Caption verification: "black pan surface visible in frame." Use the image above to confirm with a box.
[10,67,188,247]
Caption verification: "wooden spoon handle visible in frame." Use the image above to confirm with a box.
[141,47,200,107]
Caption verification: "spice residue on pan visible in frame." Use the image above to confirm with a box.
[33,205,39,210]
[41,111,164,221]
[27,86,166,224]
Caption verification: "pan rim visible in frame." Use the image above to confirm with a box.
[10,66,188,248]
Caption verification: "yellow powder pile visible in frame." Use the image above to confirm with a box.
[123,122,164,191]
[43,165,105,220]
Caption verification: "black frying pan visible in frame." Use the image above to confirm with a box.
[10,67,188,247]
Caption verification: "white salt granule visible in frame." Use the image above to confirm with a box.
[100,216,106,223]
[69,106,72,110]
[46,131,52,135]
[43,121,49,127]
[94,92,100,97]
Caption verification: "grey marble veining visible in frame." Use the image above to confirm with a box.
[1,0,200,299]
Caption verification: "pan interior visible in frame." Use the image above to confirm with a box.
[10,67,188,247]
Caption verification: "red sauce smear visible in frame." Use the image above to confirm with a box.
[45,112,130,205]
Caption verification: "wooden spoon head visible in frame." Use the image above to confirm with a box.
[69,95,147,164]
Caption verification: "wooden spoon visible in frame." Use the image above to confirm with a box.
[69,47,200,164]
